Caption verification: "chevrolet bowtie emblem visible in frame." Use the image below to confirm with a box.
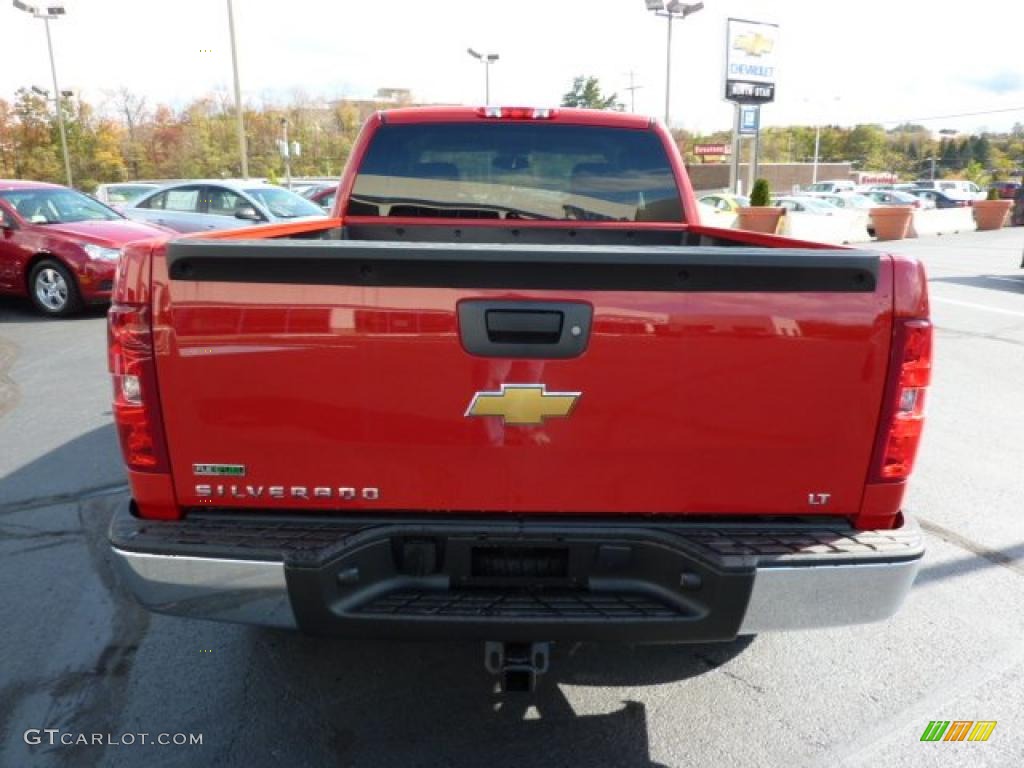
[465,384,581,426]
[734,32,773,57]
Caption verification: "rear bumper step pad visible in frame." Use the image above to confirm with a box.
[110,504,922,640]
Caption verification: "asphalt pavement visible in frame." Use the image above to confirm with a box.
[1,227,1022,768]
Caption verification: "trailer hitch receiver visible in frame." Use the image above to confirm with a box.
[485,641,551,692]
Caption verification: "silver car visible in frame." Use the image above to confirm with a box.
[122,180,327,234]
[94,182,161,207]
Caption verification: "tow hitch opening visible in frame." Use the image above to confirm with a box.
[485,641,551,693]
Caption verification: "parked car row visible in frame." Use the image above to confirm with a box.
[697,184,992,241]
[807,178,992,202]
[2,176,339,317]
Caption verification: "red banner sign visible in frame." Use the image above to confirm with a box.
[694,144,730,156]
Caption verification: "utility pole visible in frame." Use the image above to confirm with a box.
[624,71,642,113]
[227,0,249,178]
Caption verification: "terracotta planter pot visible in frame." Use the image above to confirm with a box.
[736,206,785,235]
[972,199,1012,230]
[870,206,913,241]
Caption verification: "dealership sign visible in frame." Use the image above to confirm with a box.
[739,106,759,135]
[693,144,730,156]
[725,18,778,104]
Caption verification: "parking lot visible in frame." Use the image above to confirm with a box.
[1,228,1022,767]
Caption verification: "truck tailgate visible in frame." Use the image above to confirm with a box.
[152,240,891,517]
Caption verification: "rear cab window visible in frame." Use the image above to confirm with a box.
[350,122,683,222]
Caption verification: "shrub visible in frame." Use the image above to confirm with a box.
[986,187,1000,201]
[749,178,771,207]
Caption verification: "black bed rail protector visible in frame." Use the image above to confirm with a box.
[166,239,880,292]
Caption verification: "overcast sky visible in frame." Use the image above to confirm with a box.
[3,0,1023,134]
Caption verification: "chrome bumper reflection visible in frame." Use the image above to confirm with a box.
[111,548,296,629]
[739,557,921,634]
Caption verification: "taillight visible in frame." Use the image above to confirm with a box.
[870,318,932,482]
[108,303,169,473]
[477,106,556,119]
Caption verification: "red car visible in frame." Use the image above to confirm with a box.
[0,180,170,316]
[991,181,1021,200]
[302,183,337,211]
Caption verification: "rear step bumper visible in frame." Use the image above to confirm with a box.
[109,503,923,640]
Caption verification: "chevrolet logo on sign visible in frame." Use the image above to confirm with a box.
[465,384,580,426]
[734,32,774,56]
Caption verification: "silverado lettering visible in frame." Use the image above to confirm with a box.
[107,106,930,692]
[194,485,380,500]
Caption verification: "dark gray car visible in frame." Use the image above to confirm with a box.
[122,180,326,233]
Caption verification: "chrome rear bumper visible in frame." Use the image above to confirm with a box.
[738,558,920,634]
[110,505,922,638]
[113,550,297,628]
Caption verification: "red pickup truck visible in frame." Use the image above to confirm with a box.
[108,107,929,690]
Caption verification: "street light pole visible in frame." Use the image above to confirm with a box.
[15,2,72,186]
[467,49,499,104]
[280,119,291,189]
[645,1,704,126]
[806,96,840,184]
[226,0,249,179]
[812,124,821,184]
[664,13,672,124]
[43,16,72,188]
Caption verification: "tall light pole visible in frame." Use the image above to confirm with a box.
[644,1,703,126]
[226,0,249,179]
[805,96,841,184]
[14,1,72,187]
[280,118,291,189]
[467,48,499,104]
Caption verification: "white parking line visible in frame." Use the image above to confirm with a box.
[932,296,1024,317]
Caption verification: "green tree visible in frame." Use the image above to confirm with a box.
[560,76,622,111]
[962,161,990,188]
[941,139,959,172]
[845,124,887,169]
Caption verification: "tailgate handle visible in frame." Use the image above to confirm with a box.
[459,301,592,359]
[486,310,562,344]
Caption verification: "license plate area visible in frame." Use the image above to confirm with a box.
[469,545,570,584]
